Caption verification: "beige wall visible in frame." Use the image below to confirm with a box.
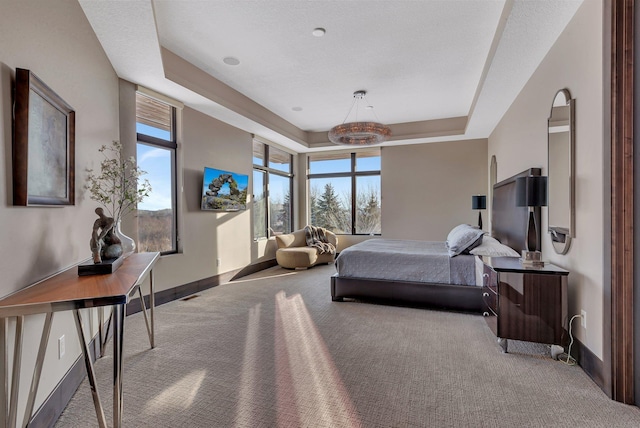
[0,0,608,423]
[295,141,488,249]
[116,82,284,291]
[0,0,119,423]
[149,106,256,291]
[489,0,603,358]
[381,139,488,241]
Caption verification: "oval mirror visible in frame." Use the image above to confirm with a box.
[547,89,574,255]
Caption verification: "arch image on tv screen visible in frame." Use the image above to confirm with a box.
[201,167,248,211]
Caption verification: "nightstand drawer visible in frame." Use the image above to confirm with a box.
[482,286,497,315]
[482,257,569,351]
[482,263,498,294]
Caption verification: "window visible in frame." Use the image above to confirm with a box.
[253,170,267,239]
[136,92,178,254]
[308,150,381,235]
[253,139,293,238]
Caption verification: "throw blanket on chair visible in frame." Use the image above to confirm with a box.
[304,225,336,255]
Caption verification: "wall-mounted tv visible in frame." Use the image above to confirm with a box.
[201,167,248,211]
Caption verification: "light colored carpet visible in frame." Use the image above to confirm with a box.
[55,264,640,427]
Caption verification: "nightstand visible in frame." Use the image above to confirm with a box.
[481,256,569,359]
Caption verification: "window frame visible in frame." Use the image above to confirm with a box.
[136,93,179,255]
[308,151,381,235]
[252,169,267,240]
[252,140,294,239]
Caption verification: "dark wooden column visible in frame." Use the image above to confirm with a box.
[610,0,634,404]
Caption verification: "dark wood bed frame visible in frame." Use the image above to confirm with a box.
[331,168,542,312]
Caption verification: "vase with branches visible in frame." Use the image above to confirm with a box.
[86,141,151,259]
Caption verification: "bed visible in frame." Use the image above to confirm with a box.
[330,168,542,312]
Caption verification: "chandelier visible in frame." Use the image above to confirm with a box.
[328,90,391,146]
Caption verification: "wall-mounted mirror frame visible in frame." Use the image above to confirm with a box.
[489,155,497,227]
[489,155,497,204]
[547,89,575,255]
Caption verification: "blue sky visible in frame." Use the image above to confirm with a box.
[203,167,248,196]
[137,122,381,210]
[308,155,381,201]
[137,143,172,211]
[136,124,172,211]
[309,155,380,174]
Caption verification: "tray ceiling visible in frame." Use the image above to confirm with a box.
[79,0,583,152]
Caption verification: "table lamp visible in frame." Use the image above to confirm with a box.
[471,195,486,229]
[516,175,548,265]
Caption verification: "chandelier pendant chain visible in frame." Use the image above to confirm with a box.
[362,92,383,124]
[355,95,359,122]
[328,89,392,146]
[341,97,358,124]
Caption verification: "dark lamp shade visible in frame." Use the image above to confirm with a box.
[516,176,548,207]
[471,195,486,210]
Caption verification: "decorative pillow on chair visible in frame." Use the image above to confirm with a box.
[446,225,484,257]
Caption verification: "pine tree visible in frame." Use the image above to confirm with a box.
[356,187,381,234]
[253,190,267,239]
[276,190,291,233]
[309,185,319,226]
[317,183,348,233]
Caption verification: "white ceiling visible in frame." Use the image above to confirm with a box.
[79,0,583,152]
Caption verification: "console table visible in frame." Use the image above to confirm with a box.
[0,252,160,428]
[481,256,569,359]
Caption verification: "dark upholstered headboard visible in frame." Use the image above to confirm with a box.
[491,168,542,253]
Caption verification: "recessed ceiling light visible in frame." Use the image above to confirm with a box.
[365,105,374,110]
[223,57,240,66]
[292,106,303,112]
[312,28,326,37]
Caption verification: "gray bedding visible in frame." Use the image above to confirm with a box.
[334,239,477,286]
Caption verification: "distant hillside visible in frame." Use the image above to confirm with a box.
[137,209,172,252]
[138,209,172,218]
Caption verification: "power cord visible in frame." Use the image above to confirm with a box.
[560,314,582,366]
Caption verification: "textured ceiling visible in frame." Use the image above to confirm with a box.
[155,1,504,132]
[79,0,583,152]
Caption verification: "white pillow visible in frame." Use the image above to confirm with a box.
[446,225,484,257]
[469,235,520,257]
[446,224,476,242]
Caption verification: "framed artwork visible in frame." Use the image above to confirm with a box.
[13,68,75,206]
[201,167,248,211]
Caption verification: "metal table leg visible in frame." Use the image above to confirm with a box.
[98,306,104,358]
[137,269,155,349]
[98,308,104,358]
[102,309,113,357]
[74,310,107,428]
[1,318,7,428]
[113,304,125,428]
[8,317,23,428]
[149,269,155,349]
[22,312,54,427]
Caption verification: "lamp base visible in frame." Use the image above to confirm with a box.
[520,250,544,267]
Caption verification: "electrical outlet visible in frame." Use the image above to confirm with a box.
[580,310,587,329]
[216,258,221,267]
[58,335,65,359]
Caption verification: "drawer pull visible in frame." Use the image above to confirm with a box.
[483,292,490,297]
[483,311,490,317]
